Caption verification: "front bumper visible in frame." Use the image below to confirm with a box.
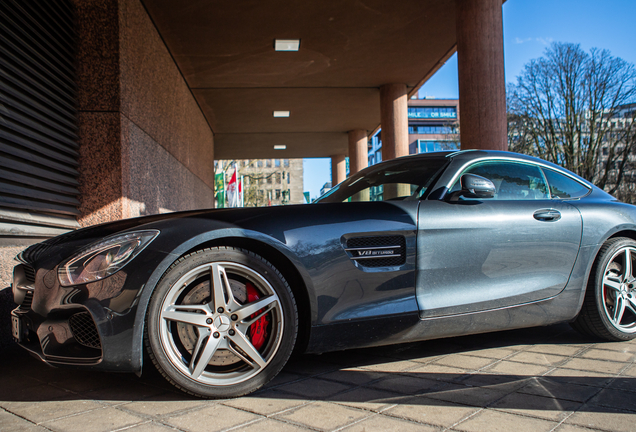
[11,259,142,371]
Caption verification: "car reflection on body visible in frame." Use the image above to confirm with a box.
[11,150,636,398]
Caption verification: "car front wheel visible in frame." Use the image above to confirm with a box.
[146,247,298,398]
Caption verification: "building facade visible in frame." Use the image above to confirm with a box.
[215,159,304,207]
[369,98,460,166]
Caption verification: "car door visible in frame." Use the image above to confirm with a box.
[416,160,583,318]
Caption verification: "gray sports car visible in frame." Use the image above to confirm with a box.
[11,150,636,398]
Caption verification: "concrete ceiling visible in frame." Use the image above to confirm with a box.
[141,0,457,159]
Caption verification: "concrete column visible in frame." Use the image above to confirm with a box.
[331,154,347,186]
[380,84,409,161]
[348,129,368,175]
[348,130,370,201]
[73,0,215,227]
[456,0,507,151]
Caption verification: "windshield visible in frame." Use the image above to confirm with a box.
[315,156,448,203]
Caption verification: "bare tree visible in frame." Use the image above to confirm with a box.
[507,42,636,200]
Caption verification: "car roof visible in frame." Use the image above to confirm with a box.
[388,150,594,188]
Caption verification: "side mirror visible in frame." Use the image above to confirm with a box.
[449,174,496,201]
[460,174,496,198]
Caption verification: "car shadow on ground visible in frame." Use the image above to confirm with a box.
[1,322,634,415]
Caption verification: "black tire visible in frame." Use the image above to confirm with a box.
[571,237,636,341]
[145,247,297,398]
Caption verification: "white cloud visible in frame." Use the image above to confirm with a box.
[514,37,554,45]
[536,37,554,45]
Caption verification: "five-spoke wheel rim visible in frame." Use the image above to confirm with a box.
[602,246,636,333]
[158,262,283,386]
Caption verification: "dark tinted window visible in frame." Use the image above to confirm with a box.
[543,169,590,199]
[452,161,549,200]
[315,157,448,203]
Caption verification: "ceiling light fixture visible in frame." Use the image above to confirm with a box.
[274,145,287,150]
[274,39,300,51]
[273,110,290,117]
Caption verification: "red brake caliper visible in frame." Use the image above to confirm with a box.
[246,282,269,350]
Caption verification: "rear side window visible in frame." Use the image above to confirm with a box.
[542,169,590,199]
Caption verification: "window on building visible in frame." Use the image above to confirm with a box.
[267,176,272,184]
[257,160,263,168]
[602,147,608,156]
[275,189,281,199]
[276,173,281,184]
[275,159,280,167]
[266,159,272,168]
[282,171,286,179]
[409,125,456,134]
[417,140,460,153]
[283,159,290,167]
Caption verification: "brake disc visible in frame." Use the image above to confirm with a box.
[177,279,248,366]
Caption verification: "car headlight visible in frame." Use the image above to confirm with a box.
[58,230,159,287]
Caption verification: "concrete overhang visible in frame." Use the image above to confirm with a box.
[141,0,457,159]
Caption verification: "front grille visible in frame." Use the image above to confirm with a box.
[346,235,406,267]
[19,290,34,310]
[23,265,36,283]
[68,312,101,349]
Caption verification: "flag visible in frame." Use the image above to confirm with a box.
[215,173,225,208]
[227,164,239,207]
[239,175,244,207]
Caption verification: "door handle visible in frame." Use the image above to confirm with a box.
[533,209,561,222]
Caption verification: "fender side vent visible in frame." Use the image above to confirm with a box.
[345,236,406,267]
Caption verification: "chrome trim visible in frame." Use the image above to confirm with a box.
[344,245,401,252]
[444,156,593,192]
[351,254,402,260]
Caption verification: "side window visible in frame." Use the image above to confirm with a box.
[542,169,590,199]
[451,161,549,200]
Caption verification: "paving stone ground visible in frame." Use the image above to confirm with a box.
[1,323,636,432]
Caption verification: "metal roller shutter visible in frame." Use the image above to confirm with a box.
[0,0,80,241]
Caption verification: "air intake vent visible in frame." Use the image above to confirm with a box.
[345,235,406,267]
[68,312,101,349]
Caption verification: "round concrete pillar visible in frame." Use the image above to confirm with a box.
[348,129,368,175]
[456,0,507,151]
[331,154,347,186]
[380,84,409,161]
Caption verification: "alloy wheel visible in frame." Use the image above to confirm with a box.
[157,261,283,386]
[602,246,636,333]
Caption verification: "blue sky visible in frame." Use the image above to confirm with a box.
[303,0,636,200]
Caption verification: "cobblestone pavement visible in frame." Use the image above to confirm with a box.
[1,323,636,432]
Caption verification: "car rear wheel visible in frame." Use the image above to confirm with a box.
[572,237,636,341]
[146,247,297,398]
